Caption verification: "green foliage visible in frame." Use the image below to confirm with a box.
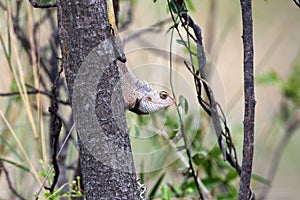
[256,70,281,85]
[283,54,300,104]
[39,160,55,186]
[149,173,166,198]
[185,0,196,12]
[140,103,239,199]
[161,185,172,200]
[257,52,300,105]
[36,161,83,200]
[169,0,188,14]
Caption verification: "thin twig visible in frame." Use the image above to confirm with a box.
[258,115,300,200]
[0,88,70,105]
[34,123,76,199]
[167,1,204,199]
[2,163,26,200]
[119,0,134,30]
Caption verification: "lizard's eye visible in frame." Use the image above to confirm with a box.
[147,96,152,101]
[159,91,168,99]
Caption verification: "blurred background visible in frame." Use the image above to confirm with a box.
[0,0,300,199]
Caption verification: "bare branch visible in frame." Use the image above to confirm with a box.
[258,114,300,200]
[2,163,26,200]
[44,67,64,193]
[0,86,70,106]
[238,0,255,199]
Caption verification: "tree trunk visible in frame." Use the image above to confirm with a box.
[56,0,139,199]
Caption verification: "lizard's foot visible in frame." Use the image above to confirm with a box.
[117,54,127,63]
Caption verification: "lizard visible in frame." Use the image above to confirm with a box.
[106,0,176,115]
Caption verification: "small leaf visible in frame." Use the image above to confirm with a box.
[169,0,188,14]
[251,173,271,185]
[225,169,238,181]
[185,0,195,12]
[161,185,171,200]
[179,95,189,114]
[149,173,165,198]
[256,70,281,85]
[0,157,30,172]
[176,39,186,46]
[283,54,300,104]
[192,151,207,165]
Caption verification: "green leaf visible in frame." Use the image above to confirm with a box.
[256,70,281,85]
[202,177,222,189]
[0,134,23,161]
[251,173,271,185]
[217,183,238,200]
[179,95,189,114]
[208,146,222,158]
[225,168,238,181]
[283,54,300,103]
[192,151,207,166]
[169,0,188,14]
[0,33,11,67]
[176,39,186,46]
[185,0,195,12]
[0,157,30,172]
[161,184,171,200]
[149,173,165,198]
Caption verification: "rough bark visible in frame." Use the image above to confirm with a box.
[238,0,255,199]
[57,0,139,199]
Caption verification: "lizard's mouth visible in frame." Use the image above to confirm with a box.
[170,96,176,105]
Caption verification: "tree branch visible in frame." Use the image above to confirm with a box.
[238,0,255,199]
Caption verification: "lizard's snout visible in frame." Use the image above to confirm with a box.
[170,95,176,105]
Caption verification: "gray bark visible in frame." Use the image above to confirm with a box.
[238,0,255,199]
[57,0,139,199]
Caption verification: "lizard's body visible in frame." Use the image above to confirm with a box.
[107,0,175,114]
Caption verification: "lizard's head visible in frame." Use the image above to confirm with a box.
[137,90,176,114]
